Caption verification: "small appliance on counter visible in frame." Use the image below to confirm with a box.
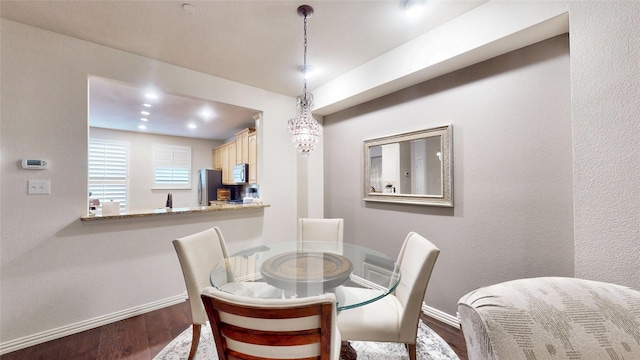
[246,184,259,198]
[224,186,243,203]
[216,188,231,201]
[232,163,248,184]
[224,185,245,204]
[241,185,259,204]
[102,201,120,215]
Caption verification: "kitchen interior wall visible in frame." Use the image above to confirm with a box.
[324,34,574,316]
[90,127,223,211]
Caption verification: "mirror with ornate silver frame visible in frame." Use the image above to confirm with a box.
[363,125,452,207]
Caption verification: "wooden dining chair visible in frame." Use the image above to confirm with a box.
[298,218,344,253]
[201,286,342,360]
[173,227,231,360]
[336,231,440,360]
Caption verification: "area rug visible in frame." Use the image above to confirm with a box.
[154,320,459,360]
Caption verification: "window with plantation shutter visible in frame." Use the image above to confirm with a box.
[89,139,128,211]
[153,145,191,189]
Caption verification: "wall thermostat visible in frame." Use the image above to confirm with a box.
[21,159,48,169]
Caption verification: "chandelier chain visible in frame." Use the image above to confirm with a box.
[303,12,308,94]
[288,5,319,157]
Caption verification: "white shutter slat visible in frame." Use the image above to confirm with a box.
[89,139,128,211]
[153,145,191,189]
[172,150,190,163]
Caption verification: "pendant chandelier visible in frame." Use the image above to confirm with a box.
[288,5,320,157]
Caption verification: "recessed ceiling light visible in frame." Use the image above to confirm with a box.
[182,3,196,15]
[145,93,158,100]
[188,124,197,129]
[138,125,147,130]
[140,118,148,122]
[199,109,215,121]
[143,103,152,108]
[141,111,150,116]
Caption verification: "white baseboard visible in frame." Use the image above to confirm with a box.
[2,296,457,355]
[0,292,188,355]
[422,302,460,328]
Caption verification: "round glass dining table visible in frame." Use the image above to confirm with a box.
[210,241,401,311]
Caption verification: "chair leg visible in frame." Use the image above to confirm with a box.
[340,341,358,360]
[406,343,417,360]
[187,323,201,360]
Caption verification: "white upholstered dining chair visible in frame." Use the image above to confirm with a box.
[337,231,440,360]
[172,227,230,360]
[201,286,342,360]
[297,218,344,253]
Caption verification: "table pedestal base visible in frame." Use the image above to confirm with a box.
[341,341,357,360]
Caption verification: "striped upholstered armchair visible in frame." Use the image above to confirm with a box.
[458,277,640,360]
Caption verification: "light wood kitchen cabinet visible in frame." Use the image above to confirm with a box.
[219,143,230,184]
[235,128,255,165]
[248,132,258,184]
[214,142,235,185]
[224,142,237,184]
[212,147,223,170]
[213,127,257,185]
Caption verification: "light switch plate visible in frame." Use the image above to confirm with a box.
[28,180,50,195]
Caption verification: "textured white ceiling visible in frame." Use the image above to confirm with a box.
[1,0,485,139]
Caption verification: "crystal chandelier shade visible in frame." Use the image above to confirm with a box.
[288,5,320,157]
[288,92,319,156]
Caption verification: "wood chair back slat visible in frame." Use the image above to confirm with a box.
[202,288,336,360]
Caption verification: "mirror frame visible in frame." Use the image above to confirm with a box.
[363,124,453,207]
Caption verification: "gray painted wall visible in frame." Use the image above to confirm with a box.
[323,35,573,315]
[2,0,640,352]
[0,19,298,346]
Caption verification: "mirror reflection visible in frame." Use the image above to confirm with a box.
[364,125,452,207]
[369,136,443,196]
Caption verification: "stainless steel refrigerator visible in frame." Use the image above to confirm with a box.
[197,168,223,206]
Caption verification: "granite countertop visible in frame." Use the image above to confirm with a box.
[80,202,269,222]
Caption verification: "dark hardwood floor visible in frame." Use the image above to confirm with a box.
[421,316,468,360]
[2,301,467,360]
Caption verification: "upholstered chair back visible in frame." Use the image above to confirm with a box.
[394,231,440,341]
[298,218,344,253]
[201,286,342,360]
[173,227,229,325]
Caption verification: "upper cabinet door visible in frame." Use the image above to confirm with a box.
[236,128,254,164]
[214,127,256,185]
[212,147,223,170]
[248,132,258,184]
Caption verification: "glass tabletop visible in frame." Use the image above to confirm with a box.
[210,241,401,310]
